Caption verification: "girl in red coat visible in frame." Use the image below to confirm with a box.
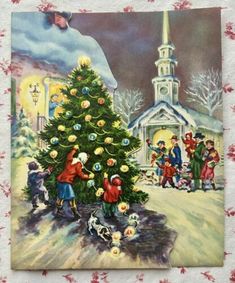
[56,145,94,220]
[102,172,122,218]
[181,132,196,159]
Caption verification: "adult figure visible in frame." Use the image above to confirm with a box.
[56,145,94,220]
[49,94,62,118]
[189,132,206,192]
[146,139,167,186]
[201,140,220,191]
[169,135,182,182]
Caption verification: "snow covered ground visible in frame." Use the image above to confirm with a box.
[11,157,224,269]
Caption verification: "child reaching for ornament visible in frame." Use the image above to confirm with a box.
[56,145,94,221]
[27,161,53,209]
[181,132,196,159]
[156,158,177,188]
[102,172,123,218]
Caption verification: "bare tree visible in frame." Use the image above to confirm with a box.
[185,68,222,116]
[114,89,144,125]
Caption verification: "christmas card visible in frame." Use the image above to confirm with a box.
[11,8,224,269]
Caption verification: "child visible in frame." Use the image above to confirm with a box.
[177,162,192,191]
[156,158,177,188]
[27,161,52,209]
[102,172,122,218]
[181,132,196,159]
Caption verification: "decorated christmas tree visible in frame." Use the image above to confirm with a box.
[36,56,148,204]
[12,108,37,158]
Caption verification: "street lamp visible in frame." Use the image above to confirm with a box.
[29,83,41,106]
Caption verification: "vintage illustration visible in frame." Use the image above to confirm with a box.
[11,8,224,269]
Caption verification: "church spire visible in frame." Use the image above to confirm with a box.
[162,11,170,45]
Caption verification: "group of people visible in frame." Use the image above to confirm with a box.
[27,145,123,221]
[146,131,220,192]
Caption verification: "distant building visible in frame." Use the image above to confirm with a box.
[129,11,223,166]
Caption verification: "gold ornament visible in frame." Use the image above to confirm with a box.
[97,120,106,127]
[58,125,65,132]
[112,120,121,129]
[94,147,104,155]
[95,188,104,197]
[70,88,78,96]
[132,186,140,192]
[81,100,90,109]
[85,114,92,122]
[104,137,113,144]
[124,226,136,238]
[118,202,129,213]
[120,165,129,173]
[78,56,91,67]
[77,75,83,81]
[68,135,77,143]
[112,231,122,242]
[50,150,58,159]
[110,246,121,257]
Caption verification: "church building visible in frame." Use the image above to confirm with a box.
[128,11,223,167]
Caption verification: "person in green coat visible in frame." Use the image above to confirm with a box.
[188,132,206,192]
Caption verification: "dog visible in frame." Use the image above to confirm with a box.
[87,210,112,242]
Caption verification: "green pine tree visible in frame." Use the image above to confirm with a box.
[36,56,148,204]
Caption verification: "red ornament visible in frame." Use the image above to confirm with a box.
[98,97,105,105]
[107,158,117,167]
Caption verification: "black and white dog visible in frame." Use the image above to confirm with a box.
[87,210,112,242]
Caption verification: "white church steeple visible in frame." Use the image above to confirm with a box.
[152,11,180,105]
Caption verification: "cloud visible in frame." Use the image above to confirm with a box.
[12,12,117,90]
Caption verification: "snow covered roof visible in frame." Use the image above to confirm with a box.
[128,101,223,133]
[12,13,117,90]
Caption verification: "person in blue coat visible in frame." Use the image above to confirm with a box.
[169,135,182,183]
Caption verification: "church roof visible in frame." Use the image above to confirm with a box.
[128,101,223,133]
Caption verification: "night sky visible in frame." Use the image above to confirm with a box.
[70,8,221,117]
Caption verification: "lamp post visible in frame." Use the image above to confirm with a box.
[29,83,41,106]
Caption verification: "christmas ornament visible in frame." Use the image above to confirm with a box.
[132,186,139,192]
[94,147,104,155]
[70,88,77,96]
[85,114,92,122]
[93,162,102,172]
[50,137,59,145]
[49,150,58,159]
[104,137,113,144]
[107,158,117,167]
[98,98,105,105]
[88,133,97,141]
[110,246,121,257]
[73,124,81,131]
[124,226,136,238]
[120,165,129,173]
[68,135,77,143]
[82,87,90,95]
[58,125,65,132]
[97,120,106,127]
[121,138,130,146]
[81,100,90,109]
[128,213,140,227]
[112,231,122,242]
[112,120,121,129]
[118,202,129,213]
[76,75,83,81]
[95,187,104,197]
[78,56,91,68]
[65,111,73,118]
[87,180,95,188]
